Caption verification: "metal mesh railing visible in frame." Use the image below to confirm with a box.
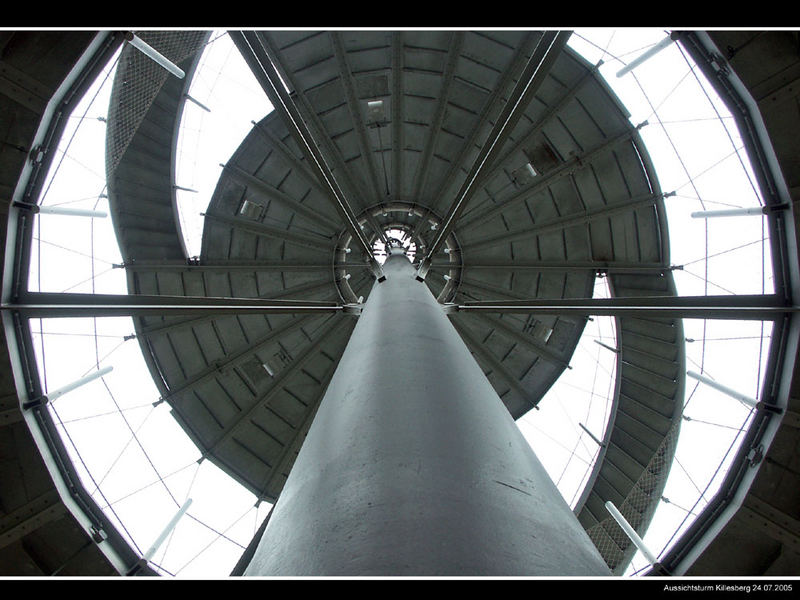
[106,31,208,176]
[584,418,681,573]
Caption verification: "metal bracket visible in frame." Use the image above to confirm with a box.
[12,201,39,212]
[748,444,764,467]
[415,259,431,282]
[709,52,730,77]
[370,261,386,283]
[441,303,459,315]
[90,525,108,544]
[29,145,44,164]
[22,395,47,410]
[756,400,784,415]
[342,303,363,316]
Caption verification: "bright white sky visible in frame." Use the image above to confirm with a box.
[25,28,772,577]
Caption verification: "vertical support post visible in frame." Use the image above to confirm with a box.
[244,250,610,576]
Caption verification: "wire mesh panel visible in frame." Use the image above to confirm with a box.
[106,31,208,176]
[585,419,681,572]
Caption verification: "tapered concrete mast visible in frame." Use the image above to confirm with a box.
[244,246,610,576]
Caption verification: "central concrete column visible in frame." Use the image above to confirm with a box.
[245,250,610,576]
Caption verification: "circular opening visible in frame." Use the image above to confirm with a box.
[372,227,417,264]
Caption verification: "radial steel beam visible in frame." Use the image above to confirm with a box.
[423,31,541,219]
[3,291,350,319]
[455,124,646,233]
[252,33,387,245]
[249,119,331,198]
[457,311,570,368]
[255,354,342,499]
[490,59,604,175]
[329,32,387,206]
[119,259,365,272]
[416,31,571,280]
[220,162,340,232]
[429,259,673,274]
[203,314,351,453]
[459,190,668,253]
[449,316,542,409]
[450,293,798,320]
[410,32,464,204]
[229,31,384,281]
[202,211,335,252]
[244,250,610,576]
[391,32,404,203]
[454,277,585,326]
[412,55,602,245]
[158,314,321,403]
[138,274,368,338]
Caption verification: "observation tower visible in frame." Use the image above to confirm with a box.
[1,29,799,577]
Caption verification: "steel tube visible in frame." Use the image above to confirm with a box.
[244,250,610,576]
[453,293,797,321]
[229,32,383,280]
[417,31,571,279]
[126,33,185,79]
[36,205,108,218]
[45,366,113,402]
[605,501,659,566]
[691,207,766,218]
[2,304,346,318]
[143,498,192,562]
[3,291,346,319]
[23,365,113,409]
[687,370,759,408]
[616,34,676,77]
